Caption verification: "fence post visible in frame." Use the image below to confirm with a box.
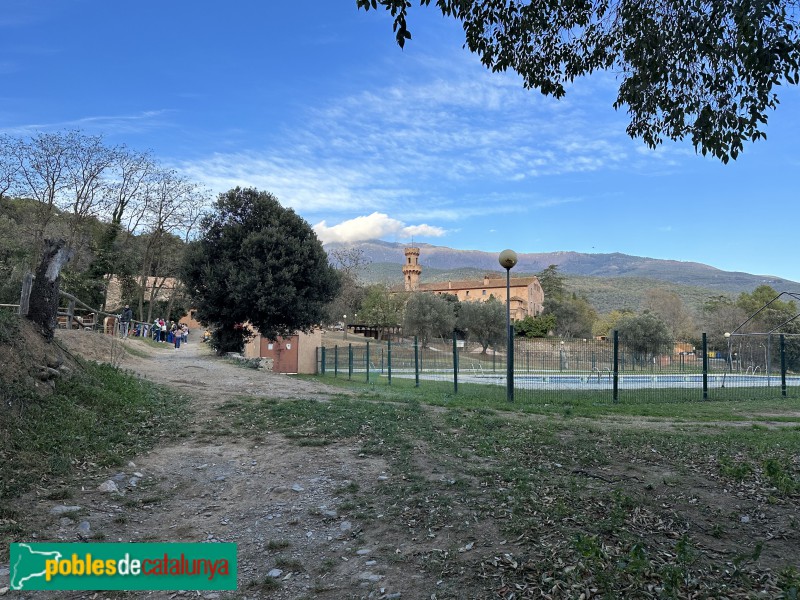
[334,345,338,378]
[781,334,787,397]
[66,297,76,330]
[702,333,708,400]
[18,272,34,316]
[348,344,353,380]
[452,332,458,394]
[366,341,370,383]
[387,339,392,385]
[613,330,619,403]
[414,336,420,388]
[507,325,515,402]
[381,349,384,374]
[320,346,326,376]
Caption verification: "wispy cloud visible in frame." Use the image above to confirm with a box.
[175,46,678,243]
[0,110,174,137]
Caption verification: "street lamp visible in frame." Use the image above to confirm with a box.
[724,332,732,372]
[499,249,518,402]
[343,315,347,340]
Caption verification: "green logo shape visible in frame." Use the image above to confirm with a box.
[10,542,237,591]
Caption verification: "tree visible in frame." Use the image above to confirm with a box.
[592,309,634,338]
[135,169,208,323]
[181,187,341,354]
[325,245,370,325]
[358,0,800,162]
[459,297,506,352]
[536,264,565,299]
[735,285,797,331]
[616,312,672,368]
[642,289,695,340]
[0,134,19,205]
[701,295,746,351]
[403,292,456,348]
[515,313,556,339]
[8,132,73,251]
[358,284,407,340]
[544,293,596,338]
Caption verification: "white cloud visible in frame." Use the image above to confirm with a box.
[313,212,446,244]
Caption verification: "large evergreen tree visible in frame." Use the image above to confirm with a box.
[181,187,340,354]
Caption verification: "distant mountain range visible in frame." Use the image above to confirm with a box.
[326,240,800,314]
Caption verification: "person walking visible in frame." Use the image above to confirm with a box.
[120,305,133,338]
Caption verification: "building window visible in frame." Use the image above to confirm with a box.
[466,291,470,297]
[482,290,486,296]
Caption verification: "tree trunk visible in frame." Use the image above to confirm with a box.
[27,239,74,341]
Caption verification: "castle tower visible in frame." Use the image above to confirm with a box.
[402,247,421,291]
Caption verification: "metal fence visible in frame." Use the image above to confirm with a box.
[316,331,800,404]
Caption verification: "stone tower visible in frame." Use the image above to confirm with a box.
[402,247,421,291]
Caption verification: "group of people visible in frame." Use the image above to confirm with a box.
[149,318,190,348]
[117,305,189,348]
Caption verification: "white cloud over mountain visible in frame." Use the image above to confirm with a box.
[313,212,445,244]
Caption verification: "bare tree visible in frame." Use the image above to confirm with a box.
[10,132,72,250]
[134,169,209,322]
[61,133,117,266]
[0,134,20,205]
[328,246,371,282]
[92,147,157,310]
[326,245,371,325]
[642,289,695,340]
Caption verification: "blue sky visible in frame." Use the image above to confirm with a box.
[3,1,799,280]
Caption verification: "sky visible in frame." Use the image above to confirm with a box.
[2,1,799,280]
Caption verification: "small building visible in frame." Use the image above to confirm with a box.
[244,329,322,374]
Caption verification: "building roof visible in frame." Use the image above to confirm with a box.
[417,276,540,292]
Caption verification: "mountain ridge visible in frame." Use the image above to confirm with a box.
[326,240,799,293]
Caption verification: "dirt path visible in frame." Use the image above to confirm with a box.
[6,333,442,599]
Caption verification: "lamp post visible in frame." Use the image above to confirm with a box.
[724,332,731,372]
[499,249,518,402]
[343,315,347,340]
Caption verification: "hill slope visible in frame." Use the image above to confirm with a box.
[329,240,800,314]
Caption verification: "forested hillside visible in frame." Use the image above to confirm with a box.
[334,240,800,295]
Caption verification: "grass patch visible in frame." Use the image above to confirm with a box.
[0,358,188,558]
[214,382,800,597]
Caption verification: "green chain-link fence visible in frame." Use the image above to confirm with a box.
[317,331,800,403]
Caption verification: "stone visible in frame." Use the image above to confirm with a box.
[291,484,304,492]
[267,568,283,578]
[49,505,82,516]
[340,521,352,531]
[78,521,91,537]
[97,480,120,493]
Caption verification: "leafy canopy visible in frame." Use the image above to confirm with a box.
[357,0,800,162]
[458,296,506,351]
[181,188,340,351]
[403,292,457,347]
